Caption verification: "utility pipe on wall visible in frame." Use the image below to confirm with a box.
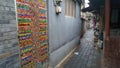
[105,0,110,40]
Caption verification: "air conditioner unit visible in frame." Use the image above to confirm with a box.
[55,6,62,14]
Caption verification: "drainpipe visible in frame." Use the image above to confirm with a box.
[105,0,110,41]
[46,0,50,68]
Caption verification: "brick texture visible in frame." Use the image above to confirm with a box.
[0,0,20,68]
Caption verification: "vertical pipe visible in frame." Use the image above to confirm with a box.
[105,0,110,40]
[14,0,21,67]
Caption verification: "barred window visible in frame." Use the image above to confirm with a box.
[65,0,76,17]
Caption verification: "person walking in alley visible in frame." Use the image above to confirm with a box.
[93,17,99,48]
[93,17,96,30]
[81,18,85,38]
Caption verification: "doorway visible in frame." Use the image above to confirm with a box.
[110,0,120,37]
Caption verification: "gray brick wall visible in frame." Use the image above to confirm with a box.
[0,0,20,68]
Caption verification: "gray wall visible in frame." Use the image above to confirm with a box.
[0,0,20,68]
[48,0,81,67]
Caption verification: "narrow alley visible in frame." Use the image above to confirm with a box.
[0,0,120,68]
[63,29,102,68]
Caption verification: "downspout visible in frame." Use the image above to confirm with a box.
[46,0,50,68]
[105,0,110,41]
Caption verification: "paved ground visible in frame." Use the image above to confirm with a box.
[103,37,120,68]
[63,29,102,68]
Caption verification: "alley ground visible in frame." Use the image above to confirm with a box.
[104,37,120,68]
[63,29,102,68]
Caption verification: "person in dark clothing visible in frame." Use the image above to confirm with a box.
[81,18,85,38]
[93,17,96,30]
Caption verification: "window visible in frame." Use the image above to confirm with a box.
[111,9,119,23]
[65,0,76,17]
